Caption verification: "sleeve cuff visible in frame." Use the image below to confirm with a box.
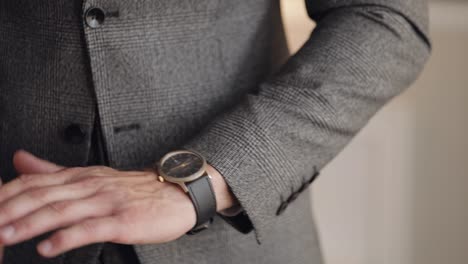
[179,96,318,245]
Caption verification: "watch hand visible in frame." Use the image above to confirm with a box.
[168,162,188,173]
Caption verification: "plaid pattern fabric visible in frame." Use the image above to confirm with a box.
[0,0,430,263]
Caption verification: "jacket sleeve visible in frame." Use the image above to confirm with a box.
[181,0,431,244]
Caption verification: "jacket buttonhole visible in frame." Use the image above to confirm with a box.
[113,123,141,134]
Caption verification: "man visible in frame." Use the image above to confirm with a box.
[0,0,430,263]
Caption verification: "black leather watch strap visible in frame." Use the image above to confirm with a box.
[185,173,217,234]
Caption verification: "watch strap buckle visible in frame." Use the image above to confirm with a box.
[186,217,214,235]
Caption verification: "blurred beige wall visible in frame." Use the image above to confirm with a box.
[280,1,468,264]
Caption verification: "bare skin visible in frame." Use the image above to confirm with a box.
[0,150,237,259]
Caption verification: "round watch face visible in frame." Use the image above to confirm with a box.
[160,152,204,179]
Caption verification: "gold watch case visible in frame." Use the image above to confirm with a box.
[155,149,208,192]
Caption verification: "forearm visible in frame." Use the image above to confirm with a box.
[181,2,431,244]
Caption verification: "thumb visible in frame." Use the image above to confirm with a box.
[13,149,65,175]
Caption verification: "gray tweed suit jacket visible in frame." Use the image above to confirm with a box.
[0,0,430,263]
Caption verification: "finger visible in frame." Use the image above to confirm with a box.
[0,167,83,203]
[0,181,101,226]
[13,149,65,174]
[37,216,121,257]
[0,196,113,246]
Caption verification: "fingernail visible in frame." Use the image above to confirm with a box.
[0,225,15,240]
[39,240,53,254]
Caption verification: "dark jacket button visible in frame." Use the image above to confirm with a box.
[64,123,87,144]
[276,201,289,216]
[85,7,106,28]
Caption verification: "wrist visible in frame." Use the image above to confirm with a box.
[205,164,239,212]
[145,154,241,226]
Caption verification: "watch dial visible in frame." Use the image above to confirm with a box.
[161,152,204,178]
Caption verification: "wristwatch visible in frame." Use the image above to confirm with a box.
[154,149,217,234]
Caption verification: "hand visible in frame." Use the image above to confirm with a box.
[0,149,235,258]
